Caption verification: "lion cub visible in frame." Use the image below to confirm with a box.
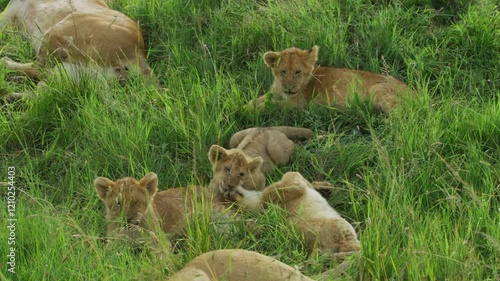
[208,145,265,205]
[250,46,410,113]
[95,172,204,244]
[168,249,313,281]
[229,126,314,172]
[229,172,361,255]
[209,126,313,204]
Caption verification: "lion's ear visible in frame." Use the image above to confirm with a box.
[248,156,263,172]
[263,51,280,68]
[95,177,115,200]
[306,46,319,65]
[140,172,158,197]
[208,145,228,165]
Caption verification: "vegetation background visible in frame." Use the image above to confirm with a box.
[1,0,499,280]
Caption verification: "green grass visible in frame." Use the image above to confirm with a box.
[1,0,499,280]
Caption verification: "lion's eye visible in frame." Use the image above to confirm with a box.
[280,70,286,76]
[224,167,231,173]
[295,70,302,75]
[239,172,245,177]
[115,200,121,207]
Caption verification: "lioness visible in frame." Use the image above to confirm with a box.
[229,126,314,172]
[95,172,207,244]
[250,46,410,113]
[229,172,361,256]
[167,249,313,281]
[0,0,152,99]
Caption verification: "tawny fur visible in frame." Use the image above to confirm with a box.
[167,249,313,281]
[208,145,265,205]
[229,172,361,255]
[0,0,152,98]
[249,46,410,113]
[95,173,210,243]
[229,126,314,172]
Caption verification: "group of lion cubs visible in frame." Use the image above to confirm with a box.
[95,126,359,281]
[2,0,412,279]
[93,45,410,279]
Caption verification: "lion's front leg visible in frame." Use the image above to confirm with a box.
[1,80,46,101]
[245,93,282,110]
[228,186,263,212]
[1,56,42,79]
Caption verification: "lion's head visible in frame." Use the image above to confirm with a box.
[208,145,263,200]
[95,172,160,237]
[263,46,319,98]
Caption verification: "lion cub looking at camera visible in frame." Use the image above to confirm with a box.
[250,46,410,113]
[168,249,313,281]
[95,172,205,245]
[229,172,360,255]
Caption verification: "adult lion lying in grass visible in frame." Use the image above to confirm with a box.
[167,249,313,281]
[249,46,410,113]
[228,172,360,256]
[0,0,153,99]
[95,172,210,246]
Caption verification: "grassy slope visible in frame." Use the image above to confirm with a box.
[1,0,499,280]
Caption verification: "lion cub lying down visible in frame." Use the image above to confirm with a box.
[95,172,207,245]
[209,144,265,205]
[1,0,152,99]
[229,172,361,255]
[208,126,313,204]
[229,126,314,172]
[250,46,410,113]
[167,249,313,281]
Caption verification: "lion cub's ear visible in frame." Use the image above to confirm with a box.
[139,172,158,197]
[95,177,115,200]
[248,156,263,172]
[263,51,280,68]
[208,145,228,165]
[306,45,319,65]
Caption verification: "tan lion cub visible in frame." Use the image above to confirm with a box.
[95,172,203,244]
[250,46,410,113]
[167,249,313,281]
[208,145,265,205]
[229,126,314,172]
[229,172,361,255]
[209,126,313,204]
